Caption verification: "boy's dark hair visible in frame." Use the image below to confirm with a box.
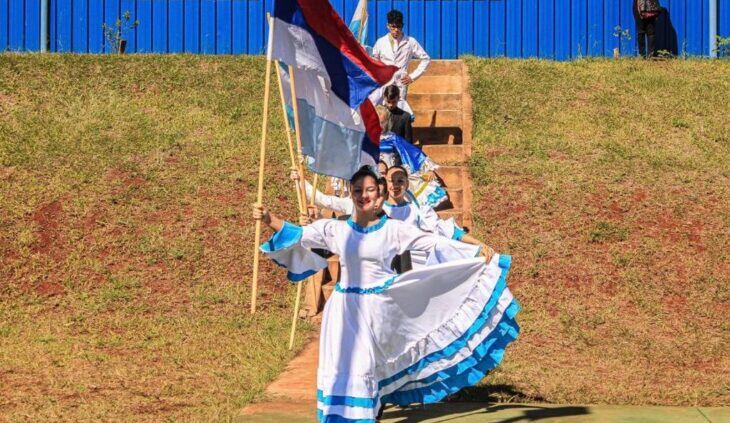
[350,166,380,190]
[384,85,400,100]
[387,10,404,27]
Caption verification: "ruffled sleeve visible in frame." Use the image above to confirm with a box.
[259,221,329,282]
[416,204,440,233]
[436,217,466,241]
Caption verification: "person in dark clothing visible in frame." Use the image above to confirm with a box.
[634,0,661,58]
[383,85,414,145]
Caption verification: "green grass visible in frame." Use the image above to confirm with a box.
[464,57,729,406]
[2,54,728,418]
[0,54,311,420]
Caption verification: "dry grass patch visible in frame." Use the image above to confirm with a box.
[464,57,729,406]
[0,54,311,420]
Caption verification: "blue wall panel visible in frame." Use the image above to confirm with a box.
[247,0,263,54]
[168,0,183,53]
[1,0,9,51]
[587,0,603,55]
[1,0,725,59]
[232,0,246,54]
[539,0,555,58]
[505,0,521,57]
[473,0,488,56]
[184,0,199,53]
[490,0,506,56]
[555,0,571,59]
[200,0,215,54]
[72,0,87,52]
[25,0,40,50]
[441,0,456,58]
[457,0,474,56]
[423,0,439,58]
[152,0,167,53]
[523,0,538,57]
[136,0,152,52]
[8,0,24,50]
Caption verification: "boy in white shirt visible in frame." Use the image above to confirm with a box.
[371,9,430,116]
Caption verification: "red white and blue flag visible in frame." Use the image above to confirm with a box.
[269,0,397,179]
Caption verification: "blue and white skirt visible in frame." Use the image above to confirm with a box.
[316,254,519,422]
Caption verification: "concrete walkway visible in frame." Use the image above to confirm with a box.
[241,401,728,422]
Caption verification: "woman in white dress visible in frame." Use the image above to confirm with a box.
[253,167,520,422]
[384,165,487,271]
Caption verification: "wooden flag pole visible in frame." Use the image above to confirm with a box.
[287,65,320,350]
[273,61,305,212]
[250,18,276,314]
[288,65,309,210]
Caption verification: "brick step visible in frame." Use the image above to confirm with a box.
[409,75,462,95]
[408,59,462,76]
[413,109,461,128]
[414,127,462,146]
[322,284,334,302]
[422,145,466,163]
[444,187,464,209]
[435,166,466,189]
[408,93,461,111]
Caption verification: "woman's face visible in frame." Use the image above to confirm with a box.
[351,175,380,213]
[387,169,409,201]
[377,162,388,175]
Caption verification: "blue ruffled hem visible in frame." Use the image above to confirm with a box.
[317,410,375,423]
[426,186,447,207]
[335,276,396,294]
[452,225,466,241]
[317,390,377,408]
[378,254,512,390]
[260,221,302,253]
[382,300,520,406]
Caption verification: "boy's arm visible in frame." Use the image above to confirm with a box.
[409,39,431,81]
[304,181,353,215]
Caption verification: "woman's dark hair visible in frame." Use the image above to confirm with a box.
[387,10,404,27]
[350,166,380,187]
[377,177,388,197]
[384,85,400,100]
[386,164,409,177]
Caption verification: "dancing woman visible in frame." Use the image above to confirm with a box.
[253,167,520,422]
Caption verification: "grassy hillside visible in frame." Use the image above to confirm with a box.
[465,57,729,406]
[1,55,727,420]
[0,55,312,420]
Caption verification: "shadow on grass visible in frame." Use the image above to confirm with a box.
[383,385,589,422]
[383,404,590,423]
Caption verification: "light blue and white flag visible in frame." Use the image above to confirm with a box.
[348,0,369,46]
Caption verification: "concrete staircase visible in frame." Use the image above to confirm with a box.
[409,59,473,228]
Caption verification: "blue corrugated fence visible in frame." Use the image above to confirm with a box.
[2,0,729,58]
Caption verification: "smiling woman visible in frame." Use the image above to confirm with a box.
[254,165,518,422]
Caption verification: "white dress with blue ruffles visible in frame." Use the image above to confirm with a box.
[260,216,519,423]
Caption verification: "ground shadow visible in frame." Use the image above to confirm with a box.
[382,403,590,423]
[382,385,589,422]
[655,8,678,56]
